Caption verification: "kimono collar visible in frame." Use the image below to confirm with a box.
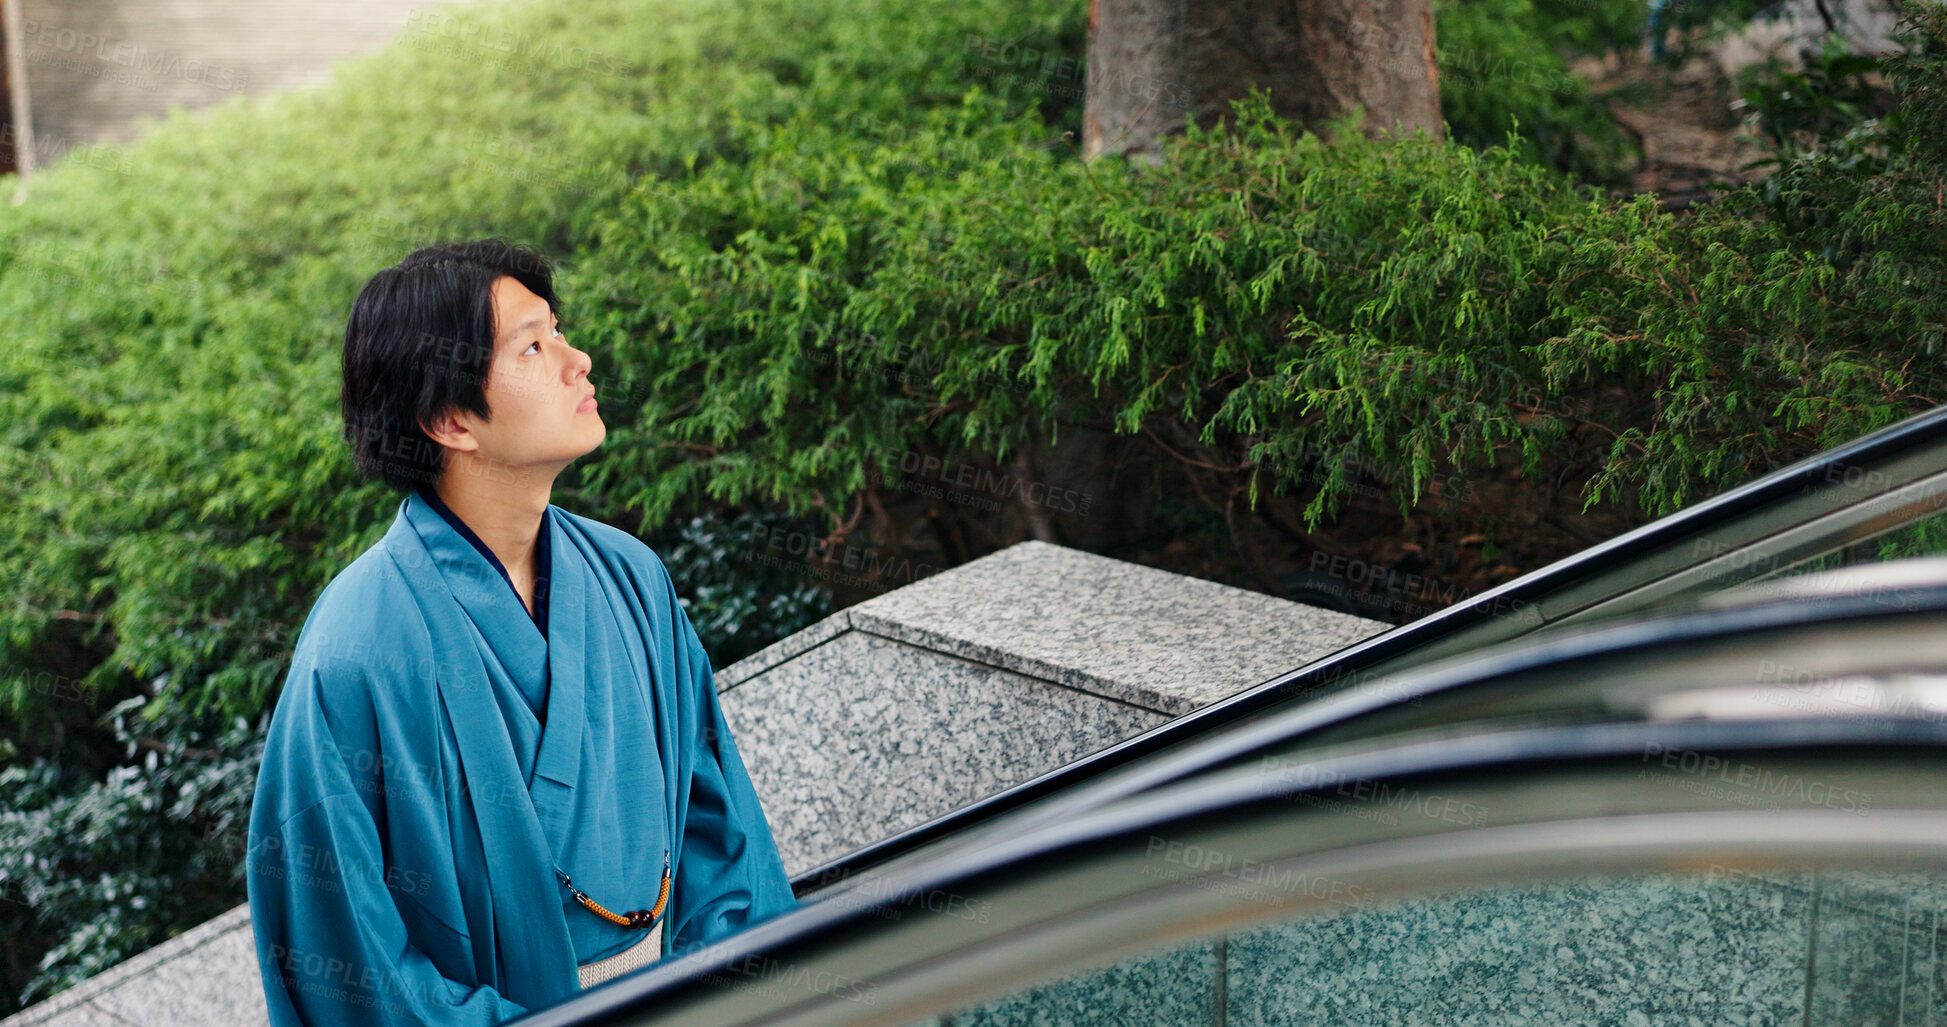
[395,490,586,794]
[412,483,552,639]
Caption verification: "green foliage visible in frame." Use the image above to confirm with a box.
[577,58,1938,538]
[1736,33,1896,166]
[0,699,262,1011]
[1531,0,1653,57]
[647,508,837,669]
[1435,0,1645,185]
[1870,510,1947,561]
[1653,0,1782,64]
[1727,0,1947,347]
[0,0,1076,730]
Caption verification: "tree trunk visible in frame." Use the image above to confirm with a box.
[1083,0,1443,163]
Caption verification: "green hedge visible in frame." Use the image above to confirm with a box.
[0,0,1082,731]
[577,77,1941,544]
[0,0,1654,732]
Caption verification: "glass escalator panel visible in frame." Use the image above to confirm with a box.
[938,864,1947,1027]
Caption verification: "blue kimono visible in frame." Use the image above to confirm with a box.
[245,491,796,1026]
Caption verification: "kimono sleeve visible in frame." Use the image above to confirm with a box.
[246,663,530,1027]
[663,582,800,957]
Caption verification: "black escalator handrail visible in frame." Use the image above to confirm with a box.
[526,715,1947,1027]
[789,403,1947,896]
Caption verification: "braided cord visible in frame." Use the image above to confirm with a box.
[574,891,635,927]
[556,850,673,931]
[648,868,671,918]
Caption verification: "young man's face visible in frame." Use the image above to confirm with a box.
[422,274,605,479]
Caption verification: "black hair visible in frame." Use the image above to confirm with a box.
[340,238,560,494]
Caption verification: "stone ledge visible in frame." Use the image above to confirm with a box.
[721,539,1386,716]
[1,904,257,1027]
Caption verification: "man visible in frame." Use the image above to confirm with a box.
[245,239,796,1026]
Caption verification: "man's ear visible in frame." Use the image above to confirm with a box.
[419,409,469,452]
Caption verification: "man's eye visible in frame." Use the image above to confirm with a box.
[524,340,540,355]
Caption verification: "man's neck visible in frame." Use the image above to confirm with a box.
[430,474,550,591]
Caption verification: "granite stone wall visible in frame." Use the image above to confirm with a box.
[716,540,1386,875]
[930,868,1947,1026]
